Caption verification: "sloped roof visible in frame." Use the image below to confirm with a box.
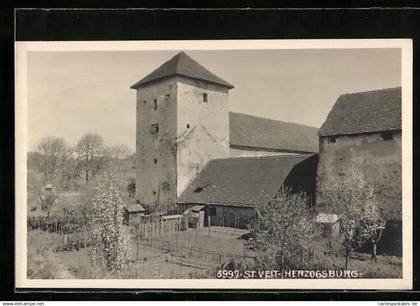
[125,204,146,213]
[230,112,319,153]
[130,51,234,89]
[178,155,313,207]
[190,205,206,212]
[315,213,342,224]
[319,87,402,136]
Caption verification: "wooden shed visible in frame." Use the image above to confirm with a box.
[123,203,146,225]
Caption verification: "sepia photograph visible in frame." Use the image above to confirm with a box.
[15,39,412,289]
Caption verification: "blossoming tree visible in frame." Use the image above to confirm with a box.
[90,176,131,276]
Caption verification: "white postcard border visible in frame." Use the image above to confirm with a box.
[15,39,413,289]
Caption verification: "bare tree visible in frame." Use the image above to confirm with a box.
[127,176,136,198]
[322,165,386,266]
[108,144,133,173]
[76,133,106,183]
[32,136,71,184]
[249,187,316,273]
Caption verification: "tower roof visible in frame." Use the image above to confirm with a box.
[130,51,234,89]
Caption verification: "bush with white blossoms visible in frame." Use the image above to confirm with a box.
[89,176,131,275]
[322,164,386,265]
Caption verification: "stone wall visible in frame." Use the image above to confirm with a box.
[176,76,230,196]
[135,78,178,210]
[316,131,402,220]
[136,76,231,209]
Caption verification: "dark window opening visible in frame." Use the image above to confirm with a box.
[151,124,159,135]
[152,190,157,195]
[153,99,158,110]
[186,124,190,129]
[165,94,170,99]
[203,93,208,103]
[143,100,146,104]
[381,131,393,141]
[194,183,210,193]
[153,158,157,164]
[328,137,336,143]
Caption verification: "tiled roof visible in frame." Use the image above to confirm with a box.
[130,51,234,89]
[319,87,402,136]
[230,112,319,153]
[178,155,313,207]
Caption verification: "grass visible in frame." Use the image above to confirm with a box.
[28,227,245,279]
[27,230,74,279]
[27,227,402,279]
[347,253,402,278]
[158,226,247,256]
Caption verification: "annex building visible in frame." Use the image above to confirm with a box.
[317,87,402,254]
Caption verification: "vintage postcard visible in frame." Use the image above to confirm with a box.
[15,39,413,289]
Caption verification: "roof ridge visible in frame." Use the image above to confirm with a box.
[339,86,401,97]
[230,112,319,130]
[209,155,312,162]
[174,51,184,70]
[130,51,234,89]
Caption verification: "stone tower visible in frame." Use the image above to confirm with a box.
[130,52,234,211]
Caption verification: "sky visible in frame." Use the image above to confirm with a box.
[27,48,401,151]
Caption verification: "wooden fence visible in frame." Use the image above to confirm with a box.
[27,215,90,251]
[27,215,85,234]
[131,215,185,238]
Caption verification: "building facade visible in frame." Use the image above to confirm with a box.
[317,87,402,254]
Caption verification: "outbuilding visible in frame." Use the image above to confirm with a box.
[123,203,146,225]
[317,87,402,255]
[178,154,318,229]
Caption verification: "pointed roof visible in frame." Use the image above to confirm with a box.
[130,51,234,89]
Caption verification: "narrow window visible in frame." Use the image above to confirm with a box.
[151,124,159,135]
[203,93,208,103]
[381,131,393,141]
[154,158,157,164]
[186,124,190,129]
[143,100,147,104]
[153,99,158,110]
[152,190,157,195]
[328,137,336,144]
